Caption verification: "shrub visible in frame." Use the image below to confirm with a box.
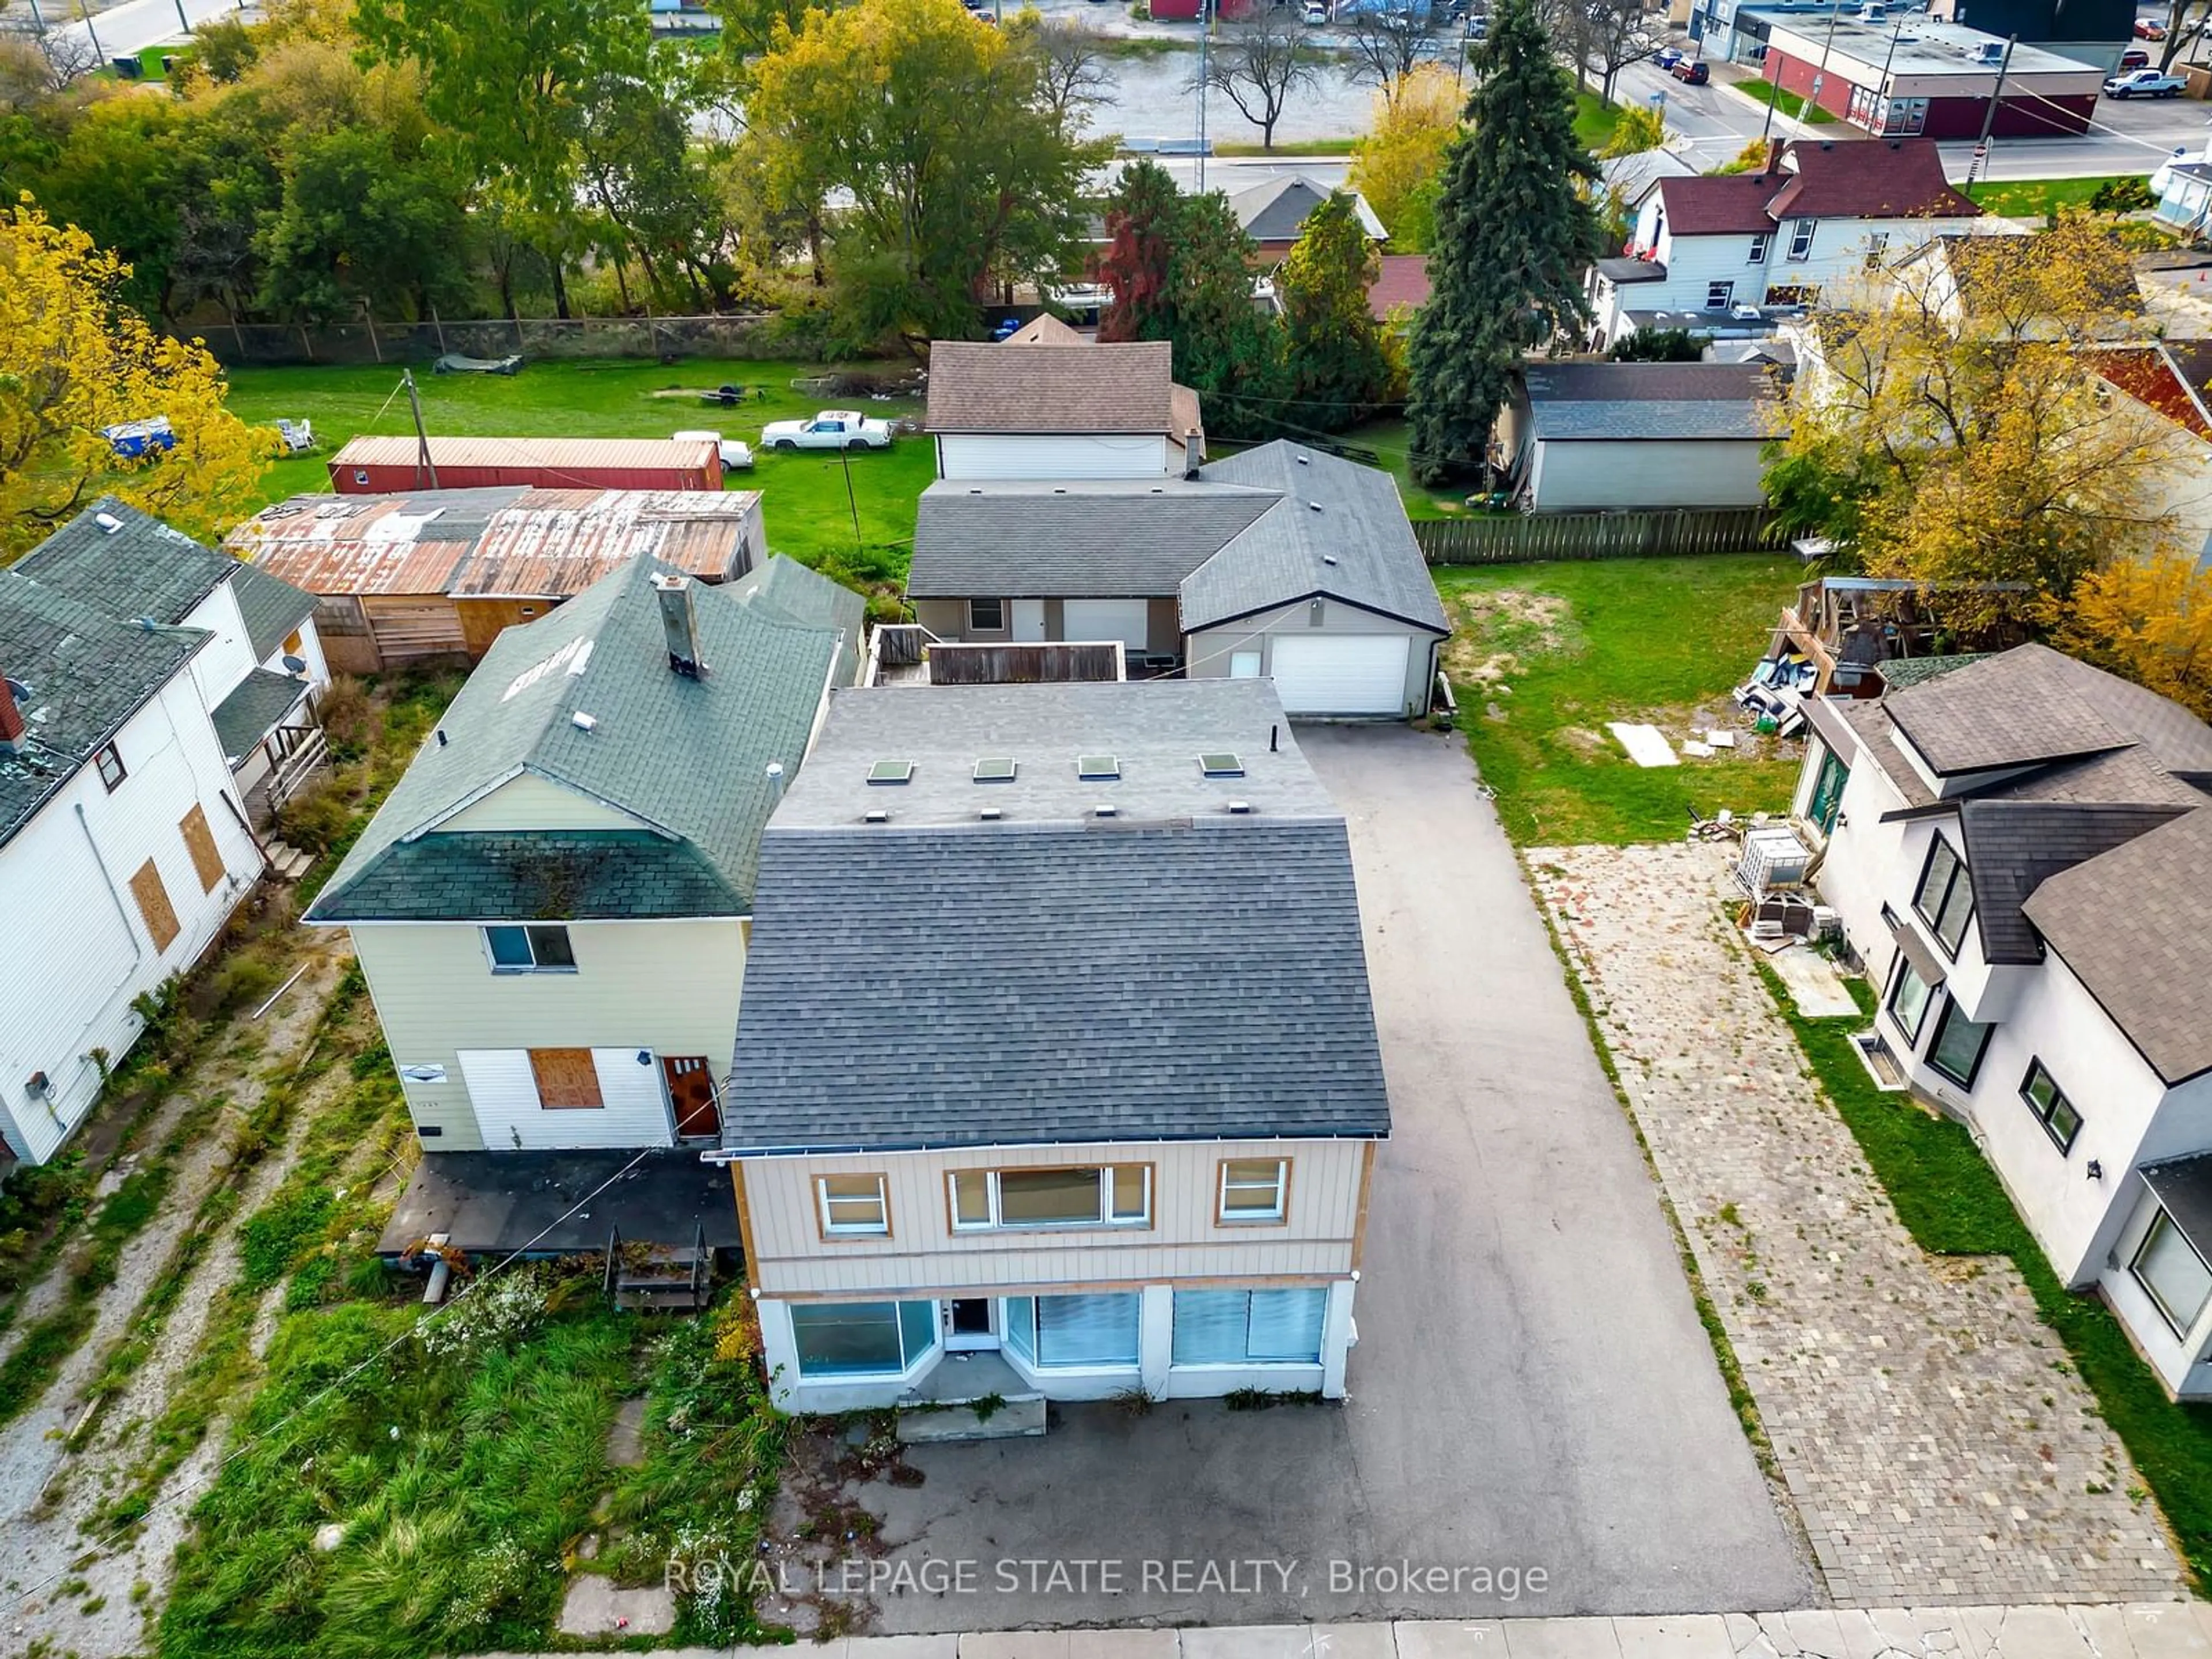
[315,674,375,759]
[2089,176,2156,214]
[274,775,359,855]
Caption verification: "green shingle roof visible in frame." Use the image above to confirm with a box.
[724,555,868,688]
[210,668,309,764]
[13,498,232,624]
[305,554,842,923]
[311,830,739,922]
[230,561,318,663]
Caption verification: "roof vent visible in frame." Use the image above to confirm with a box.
[1077,754,1120,780]
[1322,554,1339,566]
[571,711,597,733]
[979,805,1004,821]
[94,512,123,534]
[1226,800,1253,815]
[973,757,1017,783]
[1093,803,1118,818]
[862,808,891,824]
[869,760,915,785]
[1295,452,1309,465]
[1200,752,1244,778]
[1308,501,1324,513]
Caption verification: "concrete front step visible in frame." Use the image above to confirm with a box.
[896,1394,1047,1442]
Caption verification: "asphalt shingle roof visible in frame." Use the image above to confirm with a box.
[925,340,1183,434]
[1885,644,2149,776]
[306,554,841,923]
[1524,363,1777,442]
[2021,808,2212,1085]
[723,555,868,688]
[1956,799,2194,965]
[313,830,738,922]
[907,481,1277,601]
[2141,1152,2212,1255]
[210,668,310,764]
[1228,176,1387,243]
[230,562,318,663]
[13,498,233,624]
[0,570,200,848]
[1181,442,1449,634]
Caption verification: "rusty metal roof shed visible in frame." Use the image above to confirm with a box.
[328,434,719,475]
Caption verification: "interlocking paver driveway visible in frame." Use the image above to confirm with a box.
[1531,842,2184,1607]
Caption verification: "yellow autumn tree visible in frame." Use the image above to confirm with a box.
[2058,552,2212,720]
[0,200,272,560]
[1347,63,1463,254]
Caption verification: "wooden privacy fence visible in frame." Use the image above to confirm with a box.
[1414,507,1786,566]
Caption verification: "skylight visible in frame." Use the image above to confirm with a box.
[973,757,1018,783]
[1077,755,1120,780]
[868,760,915,785]
[1200,752,1244,778]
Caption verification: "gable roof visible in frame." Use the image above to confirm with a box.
[724,679,1388,1154]
[925,340,1184,435]
[0,569,202,849]
[1955,799,2194,964]
[13,498,234,623]
[1917,231,2143,317]
[1524,362,1777,441]
[1369,253,1432,321]
[908,480,1278,600]
[723,555,868,688]
[2021,807,2212,1085]
[1884,643,2173,777]
[229,561,319,662]
[1656,171,1785,236]
[305,555,842,923]
[1228,175,1388,244]
[1002,313,1086,346]
[1764,138,1979,221]
[1181,442,1449,635]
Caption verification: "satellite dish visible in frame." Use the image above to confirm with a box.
[282,654,309,676]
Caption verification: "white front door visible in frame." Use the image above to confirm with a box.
[1012,599,1046,642]
[1267,634,1412,716]
[1063,598,1151,652]
[944,1298,999,1351]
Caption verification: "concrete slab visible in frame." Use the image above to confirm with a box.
[846,1638,961,1659]
[1612,1615,1730,1659]
[1765,945,1858,1018]
[1184,1625,1396,1659]
[1502,1619,1625,1659]
[1984,1607,2095,1659]
[1781,1610,1848,1657]
[963,1634,1073,1659]
[1069,1631,1184,1659]
[1395,1620,1509,1659]
[2070,1604,2141,1659]
[2125,1609,2209,1659]
[1831,1607,1926,1659]
[555,1575,675,1637]
[899,1396,1047,1442]
[605,1397,647,1468]
[1608,722,1679,767]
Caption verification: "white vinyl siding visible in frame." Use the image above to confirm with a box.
[935,432,1173,480]
[1528,438,1768,512]
[1267,634,1411,715]
[457,1046,672,1149]
[439,774,647,833]
[1062,599,1152,651]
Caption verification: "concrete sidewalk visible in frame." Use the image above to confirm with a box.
[504,1603,2212,1659]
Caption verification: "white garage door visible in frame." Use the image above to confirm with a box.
[1063,599,1150,650]
[1269,634,1411,716]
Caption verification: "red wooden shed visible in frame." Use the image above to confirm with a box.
[327,435,722,495]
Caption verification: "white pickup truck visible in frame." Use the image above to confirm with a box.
[759,409,896,451]
[2103,67,2187,97]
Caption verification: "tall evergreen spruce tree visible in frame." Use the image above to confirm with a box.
[1406,0,1601,484]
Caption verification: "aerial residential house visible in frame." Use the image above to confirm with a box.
[1790,644,2212,1397]
[907,440,1449,717]
[313,554,863,1255]
[234,486,764,672]
[1588,137,1983,350]
[1499,363,1781,512]
[1367,255,1433,326]
[17,499,329,818]
[329,435,724,495]
[924,340,1205,481]
[1888,227,2141,336]
[2086,343,2212,564]
[2152,142,2212,240]
[718,678,1389,1412]
[1227,175,1389,264]
[0,519,275,1167]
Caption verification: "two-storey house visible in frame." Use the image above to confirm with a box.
[313,553,863,1256]
[1791,645,2212,1397]
[719,678,1390,1412]
[1588,137,1983,350]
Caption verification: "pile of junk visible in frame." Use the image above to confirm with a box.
[1732,655,1812,740]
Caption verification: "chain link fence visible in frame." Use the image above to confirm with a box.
[182,312,793,368]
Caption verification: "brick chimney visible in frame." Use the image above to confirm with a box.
[0,671,24,758]
[1765,137,1786,179]
[652,574,707,678]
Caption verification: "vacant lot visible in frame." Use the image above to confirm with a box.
[222,358,934,574]
[1435,554,1805,844]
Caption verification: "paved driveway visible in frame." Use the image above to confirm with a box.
[850,728,1812,1633]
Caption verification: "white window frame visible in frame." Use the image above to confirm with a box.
[816,1173,890,1237]
[482,923,577,974]
[1748,233,1770,263]
[1218,1158,1290,1225]
[1705,279,1735,310]
[948,1165,1152,1232]
[1786,218,1817,261]
[2134,1210,2212,1338]
[968,597,1005,632]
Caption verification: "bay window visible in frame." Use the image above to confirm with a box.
[789,1300,937,1377]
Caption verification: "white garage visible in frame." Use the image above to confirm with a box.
[1062,598,1152,651]
[1268,634,1413,716]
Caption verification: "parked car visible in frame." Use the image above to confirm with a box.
[1653,44,1683,67]
[760,410,896,452]
[1465,10,1487,35]
[2105,66,2186,94]
[1305,1,1330,21]
[2135,16,2168,38]
[2120,46,2152,69]
[1671,57,1709,82]
[673,430,755,470]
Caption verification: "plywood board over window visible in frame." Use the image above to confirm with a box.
[529,1047,604,1108]
[180,804,225,893]
[130,859,181,952]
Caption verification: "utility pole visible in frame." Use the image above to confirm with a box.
[76,0,104,65]
[1195,0,1211,194]
[402,369,440,491]
[837,443,864,563]
[173,0,192,35]
[1961,35,2015,188]
[1872,16,1906,131]
[1763,0,1843,143]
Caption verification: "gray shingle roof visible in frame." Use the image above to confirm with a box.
[925,340,1182,434]
[727,818,1389,1153]
[1886,644,2153,777]
[724,555,868,688]
[305,554,840,923]
[907,481,1277,601]
[2021,808,2212,1085]
[0,570,201,848]
[1956,800,2193,965]
[311,830,737,922]
[1227,176,1387,243]
[13,497,233,624]
[230,561,318,663]
[1181,442,1449,635]
[1524,363,1777,442]
[210,668,310,765]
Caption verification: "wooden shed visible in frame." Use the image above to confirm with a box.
[327,435,722,495]
[230,486,764,673]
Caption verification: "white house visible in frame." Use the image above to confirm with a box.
[2086,343,2212,566]
[1588,136,1984,349]
[721,678,1389,1412]
[0,512,279,1166]
[1500,362,1781,512]
[15,498,329,817]
[1791,644,2212,1397]
[924,338,1205,481]
[309,553,864,1254]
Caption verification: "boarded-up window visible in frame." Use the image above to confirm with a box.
[130,859,181,952]
[529,1048,603,1109]
[282,629,304,655]
[180,804,224,893]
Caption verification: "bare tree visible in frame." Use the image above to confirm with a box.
[1196,5,1321,153]
[2156,0,2212,69]
[1340,7,1431,103]
[1544,0,1657,100]
[1009,14,1116,127]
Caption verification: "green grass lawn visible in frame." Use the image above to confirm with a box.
[1574,92,1623,150]
[1721,78,1838,124]
[1966,175,2149,217]
[1758,966,2212,1590]
[1339,419,1464,521]
[222,358,934,574]
[1436,554,1804,844]
[1214,137,1359,157]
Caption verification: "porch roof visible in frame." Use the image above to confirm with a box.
[210,668,310,767]
[376,1148,741,1257]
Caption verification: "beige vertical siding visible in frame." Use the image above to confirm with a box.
[743,1137,1370,1298]
[438,773,647,833]
[1186,598,1437,713]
